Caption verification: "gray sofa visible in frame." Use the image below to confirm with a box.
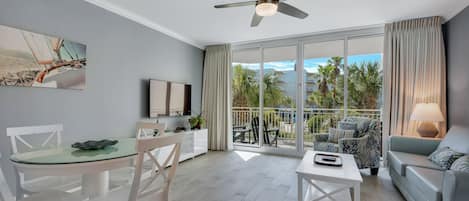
[388,126,469,201]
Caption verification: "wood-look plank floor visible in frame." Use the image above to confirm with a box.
[169,151,405,201]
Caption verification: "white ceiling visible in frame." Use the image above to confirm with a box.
[85,0,469,49]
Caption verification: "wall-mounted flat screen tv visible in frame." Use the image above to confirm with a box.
[149,79,191,118]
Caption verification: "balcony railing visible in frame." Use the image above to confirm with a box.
[232,107,382,147]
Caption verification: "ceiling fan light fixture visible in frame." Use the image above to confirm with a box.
[256,2,278,16]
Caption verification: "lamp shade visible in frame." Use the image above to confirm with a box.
[410,103,444,122]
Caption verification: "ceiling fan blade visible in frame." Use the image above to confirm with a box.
[277,2,308,19]
[214,1,257,8]
[251,13,263,27]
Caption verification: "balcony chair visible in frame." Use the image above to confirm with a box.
[232,125,252,143]
[251,117,279,146]
[313,117,382,175]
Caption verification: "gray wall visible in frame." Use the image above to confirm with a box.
[444,6,469,128]
[0,0,204,190]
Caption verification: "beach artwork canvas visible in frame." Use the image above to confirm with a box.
[0,24,87,90]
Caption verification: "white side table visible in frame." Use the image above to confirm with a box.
[296,151,363,201]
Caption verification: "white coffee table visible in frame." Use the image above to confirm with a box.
[296,151,363,201]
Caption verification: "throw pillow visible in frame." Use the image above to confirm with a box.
[451,155,469,173]
[328,128,355,143]
[338,122,358,137]
[428,147,465,169]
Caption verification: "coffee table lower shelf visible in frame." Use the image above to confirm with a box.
[299,176,360,201]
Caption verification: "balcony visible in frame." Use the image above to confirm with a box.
[232,107,382,148]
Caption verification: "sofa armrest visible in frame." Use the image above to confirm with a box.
[313,134,329,142]
[389,136,441,155]
[443,170,469,201]
[338,135,368,154]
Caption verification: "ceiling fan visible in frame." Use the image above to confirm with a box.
[214,0,308,27]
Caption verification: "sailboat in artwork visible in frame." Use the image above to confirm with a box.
[21,31,86,89]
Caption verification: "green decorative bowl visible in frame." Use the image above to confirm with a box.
[72,139,118,150]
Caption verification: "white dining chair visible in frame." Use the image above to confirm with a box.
[136,122,167,179]
[110,122,167,188]
[93,133,184,201]
[0,154,82,201]
[136,122,165,139]
[6,124,80,199]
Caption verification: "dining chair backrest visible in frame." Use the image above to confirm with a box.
[0,154,13,201]
[136,122,165,139]
[6,124,63,198]
[6,124,63,154]
[129,133,184,201]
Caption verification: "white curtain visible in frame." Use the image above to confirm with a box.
[202,44,233,151]
[383,16,447,139]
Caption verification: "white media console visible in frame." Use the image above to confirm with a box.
[157,129,208,164]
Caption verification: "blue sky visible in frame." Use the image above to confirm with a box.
[234,54,383,73]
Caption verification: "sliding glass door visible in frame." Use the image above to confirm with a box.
[232,48,261,147]
[262,45,297,150]
[232,32,384,155]
[303,40,345,149]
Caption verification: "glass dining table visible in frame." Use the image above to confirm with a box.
[10,138,137,199]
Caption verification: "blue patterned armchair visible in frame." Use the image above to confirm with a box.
[313,117,382,175]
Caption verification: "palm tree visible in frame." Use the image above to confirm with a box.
[263,71,286,107]
[328,57,343,102]
[308,58,344,108]
[232,65,290,108]
[347,62,382,109]
[232,64,258,107]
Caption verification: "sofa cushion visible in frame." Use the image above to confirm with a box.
[314,142,339,153]
[388,151,444,176]
[438,126,469,154]
[428,147,464,169]
[406,166,444,201]
[450,155,469,173]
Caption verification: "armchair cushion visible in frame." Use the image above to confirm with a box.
[428,147,464,169]
[450,155,469,173]
[328,128,354,143]
[388,151,444,176]
[406,166,443,201]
